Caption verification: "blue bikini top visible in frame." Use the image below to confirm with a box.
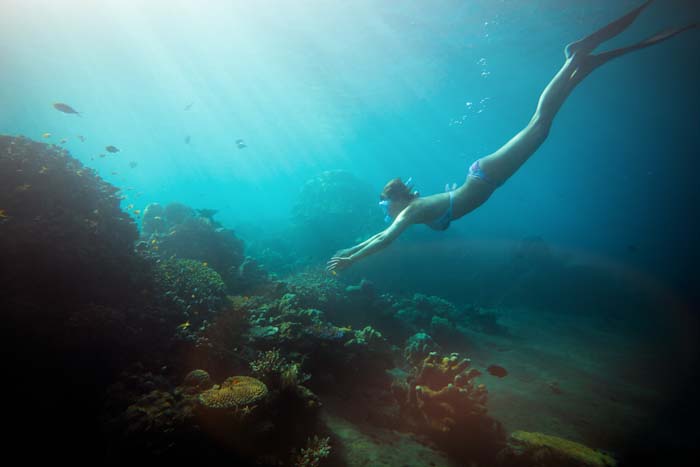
[426,190,454,231]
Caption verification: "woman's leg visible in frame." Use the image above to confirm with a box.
[478,1,697,184]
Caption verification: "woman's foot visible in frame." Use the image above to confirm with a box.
[565,0,654,59]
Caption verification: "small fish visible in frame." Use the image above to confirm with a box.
[235,138,247,149]
[150,239,157,245]
[53,102,81,116]
[77,135,86,142]
[129,161,138,168]
[16,184,31,191]
[177,321,191,330]
[105,145,120,153]
[202,262,208,267]
[127,204,134,210]
[184,135,191,144]
[331,270,337,276]
[39,166,49,174]
[111,171,118,175]
[0,209,8,219]
[133,209,141,215]
[41,132,51,138]
[487,365,508,378]
[59,138,67,144]
[184,102,194,111]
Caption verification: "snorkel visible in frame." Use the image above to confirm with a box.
[379,199,392,223]
[379,177,415,223]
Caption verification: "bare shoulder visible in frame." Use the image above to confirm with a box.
[402,194,445,223]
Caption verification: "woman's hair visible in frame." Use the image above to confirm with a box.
[380,178,417,202]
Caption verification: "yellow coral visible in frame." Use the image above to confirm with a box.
[510,431,617,467]
[198,376,268,409]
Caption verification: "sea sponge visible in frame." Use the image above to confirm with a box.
[197,376,268,409]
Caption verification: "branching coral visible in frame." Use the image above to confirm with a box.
[250,348,310,390]
[250,348,286,381]
[399,351,487,433]
[292,435,332,467]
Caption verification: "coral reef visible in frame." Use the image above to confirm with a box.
[250,348,310,390]
[292,435,332,467]
[107,367,325,464]
[230,256,271,293]
[0,135,143,304]
[153,257,226,323]
[497,431,617,467]
[142,202,245,290]
[141,202,167,235]
[3,136,626,467]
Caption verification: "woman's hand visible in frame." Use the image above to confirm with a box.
[326,255,354,273]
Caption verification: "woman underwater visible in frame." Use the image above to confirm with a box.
[326,0,697,273]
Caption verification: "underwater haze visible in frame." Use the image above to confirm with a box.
[2,0,700,466]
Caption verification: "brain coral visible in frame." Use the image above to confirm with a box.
[183,369,212,391]
[198,376,268,409]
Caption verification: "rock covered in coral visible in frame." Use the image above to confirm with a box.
[497,431,617,467]
[163,202,195,226]
[153,257,226,321]
[142,202,245,290]
[141,202,166,235]
[123,388,198,439]
[183,369,212,392]
[0,135,142,303]
[229,256,271,293]
[107,367,322,464]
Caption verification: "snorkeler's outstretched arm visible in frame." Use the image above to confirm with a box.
[332,232,384,258]
[326,210,413,272]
